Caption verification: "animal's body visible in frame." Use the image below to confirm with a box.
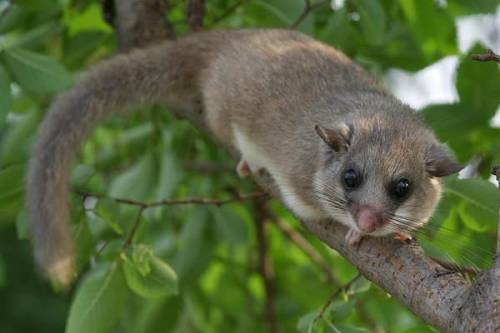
[27,29,461,285]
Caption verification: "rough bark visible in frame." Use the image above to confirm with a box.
[109,1,500,332]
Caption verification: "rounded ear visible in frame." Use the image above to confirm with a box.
[314,123,352,152]
[425,144,463,177]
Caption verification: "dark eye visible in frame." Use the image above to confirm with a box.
[343,169,360,189]
[393,178,410,198]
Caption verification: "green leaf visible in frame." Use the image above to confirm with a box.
[326,300,355,321]
[3,22,61,50]
[70,164,95,188]
[0,111,38,165]
[210,206,248,245]
[0,5,28,34]
[73,218,95,272]
[94,198,124,235]
[353,0,386,46]
[444,178,498,232]
[0,64,12,127]
[0,255,5,288]
[16,209,29,239]
[131,244,154,275]
[64,30,110,69]
[3,48,72,94]
[297,311,318,333]
[398,0,456,59]
[16,0,58,11]
[319,8,356,51]
[66,262,128,333]
[109,153,157,201]
[336,324,370,333]
[423,104,474,160]
[122,246,178,299]
[447,0,500,14]
[349,277,371,294]
[402,326,440,333]
[0,163,25,201]
[174,207,214,284]
[456,49,500,116]
[154,149,183,200]
[64,3,112,35]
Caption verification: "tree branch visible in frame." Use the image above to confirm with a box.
[290,0,329,29]
[472,49,500,63]
[74,189,268,209]
[314,273,362,324]
[254,201,279,333]
[187,0,206,31]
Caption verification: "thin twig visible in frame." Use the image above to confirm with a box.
[314,273,362,324]
[211,0,249,25]
[290,0,328,29]
[122,206,146,249]
[255,201,279,333]
[75,189,268,209]
[471,49,500,63]
[272,218,340,287]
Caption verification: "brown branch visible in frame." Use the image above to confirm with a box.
[271,217,340,286]
[314,273,362,323]
[75,189,268,209]
[187,0,206,31]
[254,200,279,333]
[234,167,498,333]
[471,49,500,63]
[290,0,328,29]
[122,206,146,249]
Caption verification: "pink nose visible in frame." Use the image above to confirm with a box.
[356,206,383,233]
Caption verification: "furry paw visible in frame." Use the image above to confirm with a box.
[345,229,363,246]
[236,160,250,178]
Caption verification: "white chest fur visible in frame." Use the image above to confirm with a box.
[232,126,326,220]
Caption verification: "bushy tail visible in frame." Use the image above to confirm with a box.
[27,36,212,286]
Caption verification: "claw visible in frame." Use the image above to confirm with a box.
[393,232,412,241]
[345,229,363,246]
[236,160,250,178]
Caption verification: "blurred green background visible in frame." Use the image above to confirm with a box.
[0,0,499,332]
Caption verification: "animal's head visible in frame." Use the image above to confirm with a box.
[313,112,462,239]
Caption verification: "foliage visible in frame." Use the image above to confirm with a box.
[0,0,498,332]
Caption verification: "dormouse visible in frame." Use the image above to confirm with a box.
[27,29,462,285]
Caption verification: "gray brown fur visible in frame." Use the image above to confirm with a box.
[27,29,460,284]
